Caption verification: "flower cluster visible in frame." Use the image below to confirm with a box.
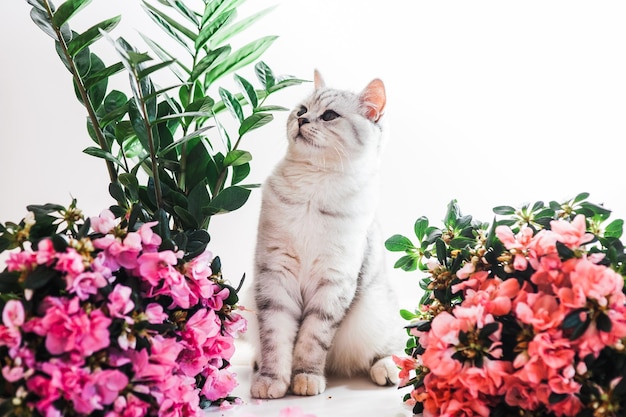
[0,202,246,416]
[387,194,626,417]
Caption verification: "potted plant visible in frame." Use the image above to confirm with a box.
[388,193,626,417]
[0,0,305,415]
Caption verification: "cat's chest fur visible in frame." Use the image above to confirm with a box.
[258,159,379,281]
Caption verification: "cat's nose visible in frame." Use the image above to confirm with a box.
[298,117,309,127]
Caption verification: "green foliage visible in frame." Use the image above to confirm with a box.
[26,0,307,236]
[388,193,626,317]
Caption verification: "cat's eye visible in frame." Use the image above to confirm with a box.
[297,106,307,117]
[321,110,340,121]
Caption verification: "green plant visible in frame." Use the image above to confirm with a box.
[387,193,626,416]
[26,0,305,238]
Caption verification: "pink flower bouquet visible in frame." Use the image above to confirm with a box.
[387,193,626,417]
[0,201,246,416]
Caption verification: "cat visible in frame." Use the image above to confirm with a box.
[248,70,402,399]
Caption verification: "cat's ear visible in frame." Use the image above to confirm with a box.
[360,79,386,123]
[314,69,326,89]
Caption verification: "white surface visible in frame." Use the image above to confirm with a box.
[204,345,414,417]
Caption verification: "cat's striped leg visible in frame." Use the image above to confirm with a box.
[290,279,355,396]
[250,275,301,399]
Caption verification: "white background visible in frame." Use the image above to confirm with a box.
[2,1,626,312]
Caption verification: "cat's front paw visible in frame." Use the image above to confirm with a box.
[369,356,399,386]
[291,373,326,396]
[250,374,289,399]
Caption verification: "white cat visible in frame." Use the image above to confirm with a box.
[248,71,401,399]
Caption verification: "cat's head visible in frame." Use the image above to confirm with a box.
[285,70,387,168]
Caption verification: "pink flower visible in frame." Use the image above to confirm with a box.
[201,366,238,401]
[496,225,535,271]
[550,214,594,249]
[36,238,57,265]
[137,250,179,287]
[527,331,575,371]
[67,271,108,300]
[569,257,624,307]
[91,209,117,234]
[104,394,150,417]
[224,312,248,337]
[92,369,129,406]
[514,292,564,332]
[145,303,168,324]
[393,355,418,386]
[180,308,220,349]
[154,374,201,417]
[136,221,162,252]
[31,297,111,356]
[108,285,135,318]
[94,233,142,269]
[2,299,25,328]
[184,250,213,281]
[55,248,85,276]
[278,407,317,417]
[6,250,36,272]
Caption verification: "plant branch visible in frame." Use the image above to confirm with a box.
[43,0,118,185]
[131,75,163,211]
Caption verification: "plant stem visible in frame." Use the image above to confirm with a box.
[132,76,163,211]
[43,0,118,185]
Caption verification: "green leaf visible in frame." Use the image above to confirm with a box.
[219,87,244,122]
[52,0,92,28]
[596,312,612,333]
[142,1,197,41]
[142,3,193,54]
[195,9,236,51]
[254,105,289,112]
[224,150,252,167]
[205,36,278,87]
[188,181,211,222]
[399,309,418,321]
[493,205,516,215]
[173,206,199,229]
[206,186,251,215]
[605,219,623,238]
[67,16,121,57]
[162,0,199,26]
[394,255,418,271]
[449,237,476,249]
[255,61,275,90]
[128,100,150,152]
[414,217,429,241]
[210,6,276,47]
[119,173,140,201]
[140,33,190,79]
[239,112,272,137]
[24,266,59,290]
[137,60,175,79]
[85,53,108,109]
[435,238,447,266]
[201,0,245,27]
[190,46,231,82]
[30,7,56,39]
[573,192,590,204]
[231,162,250,185]
[27,0,49,12]
[385,234,414,252]
[158,126,213,156]
[83,146,124,167]
[235,74,258,109]
[83,62,124,90]
[268,77,309,93]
